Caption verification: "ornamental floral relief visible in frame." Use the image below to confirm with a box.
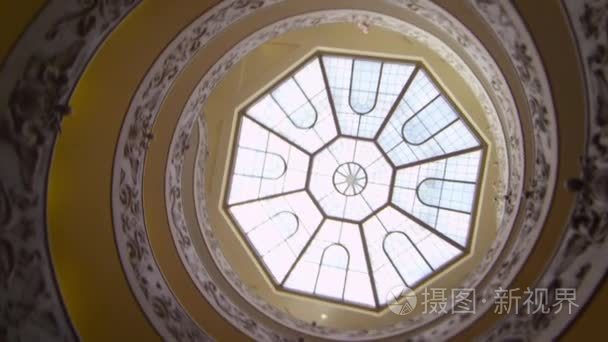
[0,0,582,341]
[78,0,552,339]
[483,0,608,340]
[112,1,287,341]
[420,0,562,340]
[186,2,561,341]
[0,1,140,341]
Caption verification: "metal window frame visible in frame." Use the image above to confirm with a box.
[313,243,351,300]
[348,58,384,115]
[221,51,489,311]
[332,162,369,196]
[269,75,319,129]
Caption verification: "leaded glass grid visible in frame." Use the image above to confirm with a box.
[223,53,487,310]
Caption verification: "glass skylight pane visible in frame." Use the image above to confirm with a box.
[386,144,418,165]
[444,150,482,181]
[402,116,432,145]
[339,224,367,272]
[402,70,439,112]
[384,232,432,285]
[411,200,439,227]
[345,62,415,138]
[391,187,416,212]
[402,96,457,144]
[318,190,348,218]
[327,138,355,163]
[233,147,269,179]
[378,207,459,257]
[284,261,318,292]
[227,54,485,309]
[360,184,389,212]
[416,97,457,133]
[343,196,371,221]
[247,59,338,153]
[285,220,374,304]
[357,63,414,138]
[309,138,391,221]
[360,216,388,270]
[316,265,347,298]
[415,234,460,269]
[261,140,307,195]
[375,264,406,305]
[407,139,445,160]
[392,149,482,248]
[294,59,325,97]
[321,244,349,268]
[438,180,476,212]
[378,125,403,153]
[436,210,471,247]
[376,74,482,166]
[272,79,317,128]
[263,244,296,280]
[335,106,358,136]
[361,206,466,297]
[238,115,269,148]
[417,179,443,207]
[379,62,415,94]
[357,115,385,139]
[323,56,352,89]
[323,55,414,139]
[434,120,480,153]
[229,191,323,281]
[344,271,375,306]
[350,60,382,114]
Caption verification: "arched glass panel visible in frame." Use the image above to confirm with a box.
[271,78,318,129]
[271,211,299,239]
[417,178,476,213]
[401,96,458,145]
[314,244,349,299]
[247,211,299,255]
[383,232,432,286]
[349,60,382,114]
[234,146,286,180]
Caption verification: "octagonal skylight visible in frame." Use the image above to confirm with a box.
[224,53,485,309]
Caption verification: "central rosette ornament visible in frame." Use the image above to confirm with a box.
[309,138,392,221]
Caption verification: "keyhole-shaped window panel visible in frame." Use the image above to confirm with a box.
[314,244,350,299]
[349,60,382,114]
[272,78,318,129]
[417,178,476,213]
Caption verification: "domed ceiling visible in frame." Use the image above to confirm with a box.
[223,52,487,310]
[1,0,606,341]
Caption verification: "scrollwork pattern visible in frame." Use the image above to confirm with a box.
[483,0,608,340]
[0,0,139,340]
[112,0,286,340]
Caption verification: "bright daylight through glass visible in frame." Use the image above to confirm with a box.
[224,53,485,309]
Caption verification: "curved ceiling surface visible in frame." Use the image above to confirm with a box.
[1,0,603,341]
[197,24,503,334]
